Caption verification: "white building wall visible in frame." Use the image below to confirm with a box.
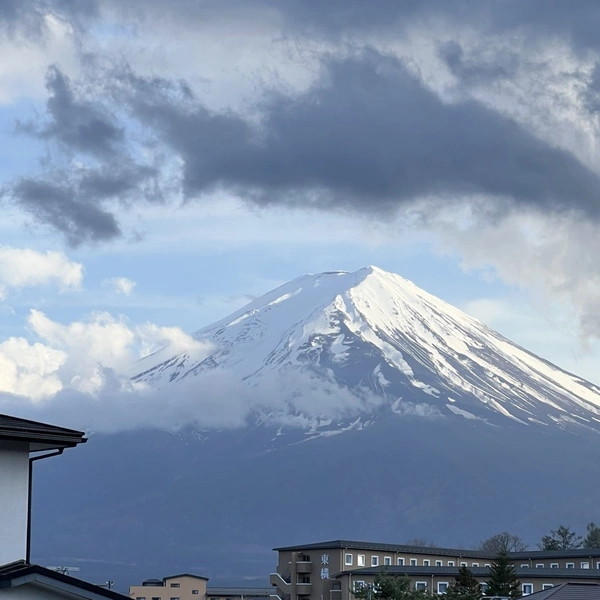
[0,447,30,565]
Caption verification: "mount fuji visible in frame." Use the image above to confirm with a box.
[132,266,600,435]
[32,267,600,590]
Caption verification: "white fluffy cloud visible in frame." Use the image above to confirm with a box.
[102,276,136,295]
[0,309,211,400]
[0,247,83,299]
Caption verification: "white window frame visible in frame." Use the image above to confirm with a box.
[460,562,467,567]
[358,555,366,567]
[550,563,559,568]
[484,564,491,567]
[522,583,533,596]
[353,581,366,593]
[436,561,443,567]
[345,554,353,566]
[397,557,405,566]
[536,563,544,568]
[566,562,575,569]
[371,556,379,567]
[543,584,553,590]
[383,556,391,566]
[597,562,600,569]
[437,582,449,594]
[415,582,427,591]
[582,562,590,569]
[481,583,488,593]
[447,561,455,567]
[423,560,430,567]
[520,564,529,568]
[472,563,479,567]
[410,559,418,566]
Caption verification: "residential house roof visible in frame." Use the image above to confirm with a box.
[164,573,209,581]
[524,582,600,599]
[0,560,128,600]
[0,413,86,452]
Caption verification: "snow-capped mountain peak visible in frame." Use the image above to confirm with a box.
[132,266,600,434]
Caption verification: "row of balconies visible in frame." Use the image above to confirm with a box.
[270,573,312,595]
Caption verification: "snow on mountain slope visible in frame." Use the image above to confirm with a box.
[131,266,600,432]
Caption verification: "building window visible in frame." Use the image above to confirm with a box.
[520,564,529,568]
[170,583,181,588]
[566,563,575,569]
[371,556,379,567]
[384,557,391,566]
[522,584,533,596]
[410,559,417,566]
[550,563,559,568]
[415,582,427,591]
[447,561,455,567]
[471,563,479,567]
[153,597,161,600]
[484,564,491,568]
[536,564,544,568]
[345,554,353,566]
[436,561,443,567]
[136,597,146,600]
[423,560,430,567]
[192,592,199,596]
[481,583,488,594]
[582,562,590,569]
[437,582,448,594]
[358,555,366,567]
[460,563,467,567]
[353,581,366,592]
[597,562,600,569]
[397,558,405,566]
[543,585,553,590]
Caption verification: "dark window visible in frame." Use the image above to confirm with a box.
[170,583,181,588]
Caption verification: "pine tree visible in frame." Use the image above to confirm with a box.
[539,525,582,550]
[584,523,600,549]
[445,567,482,600]
[486,551,521,599]
[353,573,434,600]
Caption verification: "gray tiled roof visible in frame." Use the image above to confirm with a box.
[273,540,492,559]
[333,566,600,580]
[524,582,600,599]
[273,539,600,561]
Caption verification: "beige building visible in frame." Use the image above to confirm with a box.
[270,540,600,599]
[130,575,271,600]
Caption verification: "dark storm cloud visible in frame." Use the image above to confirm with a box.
[18,67,124,159]
[124,51,600,218]
[5,66,160,244]
[8,178,121,245]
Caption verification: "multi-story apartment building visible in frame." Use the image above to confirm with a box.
[269,540,600,599]
[129,574,271,600]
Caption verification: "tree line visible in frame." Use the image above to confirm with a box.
[351,524,600,600]
[479,523,600,552]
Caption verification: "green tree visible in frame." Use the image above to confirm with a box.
[480,532,527,554]
[445,567,482,600]
[353,573,433,600]
[584,522,600,549]
[539,525,582,550]
[486,551,521,599]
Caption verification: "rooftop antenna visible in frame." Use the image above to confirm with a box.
[45,566,81,576]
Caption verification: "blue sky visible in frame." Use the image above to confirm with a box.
[1,0,600,424]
